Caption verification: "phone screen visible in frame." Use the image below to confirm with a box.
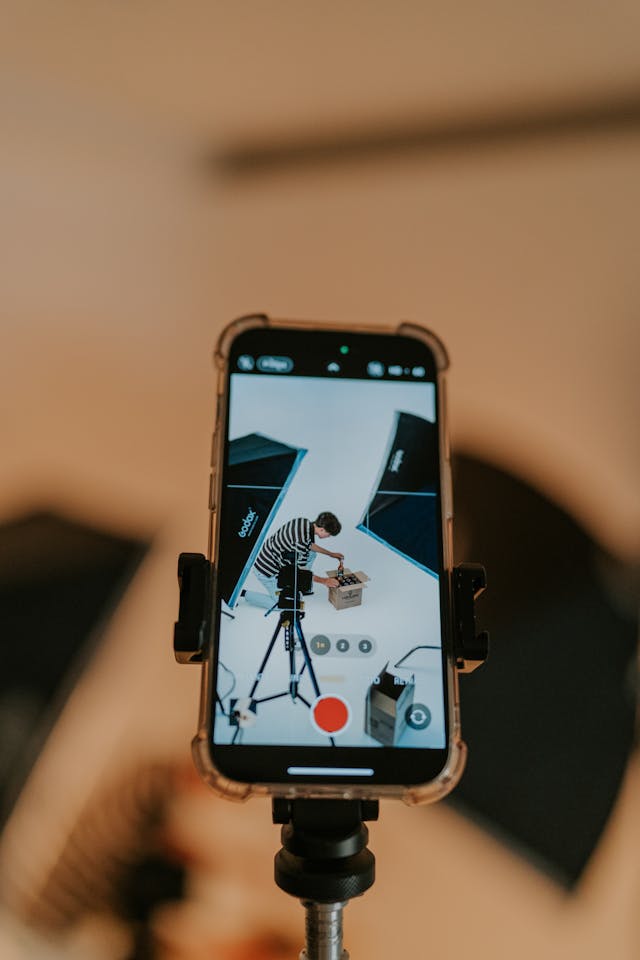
[210,326,452,786]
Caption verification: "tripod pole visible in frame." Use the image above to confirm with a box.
[301,900,348,960]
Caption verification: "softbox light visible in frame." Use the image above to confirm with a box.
[448,453,638,886]
[218,432,306,608]
[357,411,439,575]
[0,511,147,826]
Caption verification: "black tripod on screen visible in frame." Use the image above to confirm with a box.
[230,593,334,745]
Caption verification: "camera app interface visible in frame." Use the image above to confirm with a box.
[214,340,446,754]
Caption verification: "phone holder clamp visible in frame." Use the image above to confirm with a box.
[173,552,212,664]
[453,562,489,674]
[173,553,489,672]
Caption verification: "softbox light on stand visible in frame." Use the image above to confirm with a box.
[218,432,306,608]
[357,411,439,576]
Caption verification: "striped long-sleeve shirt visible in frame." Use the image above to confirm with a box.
[254,518,314,577]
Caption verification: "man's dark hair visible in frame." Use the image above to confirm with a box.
[315,511,341,536]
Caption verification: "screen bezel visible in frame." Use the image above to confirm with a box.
[208,325,453,788]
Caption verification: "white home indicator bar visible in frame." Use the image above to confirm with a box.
[287,767,374,777]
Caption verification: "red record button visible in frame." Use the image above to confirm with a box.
[311,695,351,735]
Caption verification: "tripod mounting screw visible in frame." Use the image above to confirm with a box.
[273,799,378,904]
[272,798,379,825]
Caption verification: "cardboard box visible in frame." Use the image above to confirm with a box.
[325,567,370,610]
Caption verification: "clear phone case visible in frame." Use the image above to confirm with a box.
[192,314,466,805]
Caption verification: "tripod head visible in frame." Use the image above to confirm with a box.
[274,551,314,619]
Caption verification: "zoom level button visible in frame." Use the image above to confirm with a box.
[310,634,331,655]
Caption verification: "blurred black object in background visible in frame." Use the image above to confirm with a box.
[450,453,638,887]
[118,852,186,960]
[0,510,148,826]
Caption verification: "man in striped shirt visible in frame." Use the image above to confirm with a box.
[243,512,344,609]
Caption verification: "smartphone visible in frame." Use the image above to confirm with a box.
[193,314,464,803]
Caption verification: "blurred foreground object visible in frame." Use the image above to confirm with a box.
[0,510,148,826]
[450,453,638,886]
[2,760,295,960]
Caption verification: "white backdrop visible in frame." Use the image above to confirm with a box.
[217,372,445,748]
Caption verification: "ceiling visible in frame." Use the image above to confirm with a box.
[3,0,640,145]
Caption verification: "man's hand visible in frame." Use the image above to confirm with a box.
[329,551,344,561]
[313,574,340,588]
[322,577,340,588]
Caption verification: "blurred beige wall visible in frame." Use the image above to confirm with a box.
[0,2,638,958]
[2,1,638,554]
